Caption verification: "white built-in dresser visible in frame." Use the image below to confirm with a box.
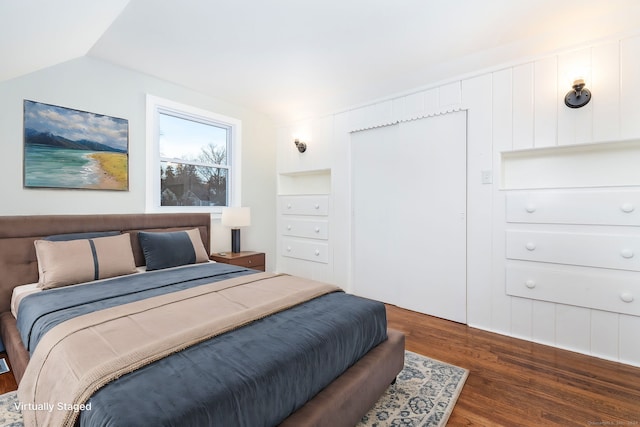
[502,140,640,316]
[280,194,329,264]
[276,170,332,281]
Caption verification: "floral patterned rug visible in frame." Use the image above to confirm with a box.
[0,351,467,427]
[0,391,20,427]
[359,351,469,427]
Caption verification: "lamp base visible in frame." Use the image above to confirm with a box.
[231,229,241,253]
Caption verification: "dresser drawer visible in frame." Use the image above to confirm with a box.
[280,218,328,240]
[227,253,265,269]
[280,195,329,216]
[282,239,329,263]
[506,230,640,271]
[506,262,640,316]
[506,189,640,225]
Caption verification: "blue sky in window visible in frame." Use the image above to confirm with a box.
[159,113,227,161]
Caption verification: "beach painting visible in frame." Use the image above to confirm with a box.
[23,100,129,190]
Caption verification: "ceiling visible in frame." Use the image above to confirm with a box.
[3,0,640,122]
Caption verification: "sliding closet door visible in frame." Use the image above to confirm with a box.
[351,111,467,323]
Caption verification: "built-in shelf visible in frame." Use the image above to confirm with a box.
[278,169,331,195]
[501,139,640,190]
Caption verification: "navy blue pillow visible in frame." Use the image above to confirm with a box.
[44,231,120,242]
[138,229,208,271]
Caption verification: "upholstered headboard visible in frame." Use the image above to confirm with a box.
[0,213,211,313]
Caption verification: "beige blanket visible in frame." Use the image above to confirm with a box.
[18,272,340,427]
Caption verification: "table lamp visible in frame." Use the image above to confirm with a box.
[221,207,251,253]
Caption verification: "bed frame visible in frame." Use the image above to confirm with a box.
[0,213,404,427]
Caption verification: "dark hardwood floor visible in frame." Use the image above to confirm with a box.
[386,304,640,426]
[0,306,638,426]
[0,353,17,394]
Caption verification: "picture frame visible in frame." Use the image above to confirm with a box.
[23,100,129,191]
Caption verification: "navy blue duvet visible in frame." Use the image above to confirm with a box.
[16,263,388,427]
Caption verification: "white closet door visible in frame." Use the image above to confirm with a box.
[351,111,467,323]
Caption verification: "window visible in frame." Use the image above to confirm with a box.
[146,96,241,213]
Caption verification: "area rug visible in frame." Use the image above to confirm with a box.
[358,351,468,427]
[0,351,467,427]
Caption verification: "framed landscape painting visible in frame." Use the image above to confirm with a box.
[23,100,129,190]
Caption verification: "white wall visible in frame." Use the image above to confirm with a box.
[0,57,277,269]
[277,33,640,367]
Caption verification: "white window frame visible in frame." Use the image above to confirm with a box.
[145,95,242,215]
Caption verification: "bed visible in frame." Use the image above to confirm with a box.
[0,213,405,427]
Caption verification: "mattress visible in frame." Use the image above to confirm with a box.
[11,283,38,318]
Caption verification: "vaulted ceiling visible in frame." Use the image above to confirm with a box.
[3,0,640,122]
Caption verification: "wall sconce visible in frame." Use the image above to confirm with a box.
[294,138,307,153]
[564,78,591,109]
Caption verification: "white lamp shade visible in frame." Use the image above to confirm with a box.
[221,207,251,228]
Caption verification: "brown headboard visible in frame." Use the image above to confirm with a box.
[0,213,211,313]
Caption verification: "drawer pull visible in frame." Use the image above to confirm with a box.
[247,260,252,264]
[525,279,536,289]
[621,203,635,213]
[287,203,292,209]
[621,249,634,259]
[525,204,536,213]
[287,224,292,230]
[314,249,320,256]
[314,204,320,210]
[525,242,536,251]
[286,246,292,252]
[314,227,320,233]
[620,293,634,303]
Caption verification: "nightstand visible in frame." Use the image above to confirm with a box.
[210,251,265,271]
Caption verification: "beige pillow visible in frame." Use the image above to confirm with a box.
[35,233,137,289]
[186,228,210,263]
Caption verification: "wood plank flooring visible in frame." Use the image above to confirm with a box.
[0,306,638,426]
[386,304,640,426]
[0,353,17,394]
